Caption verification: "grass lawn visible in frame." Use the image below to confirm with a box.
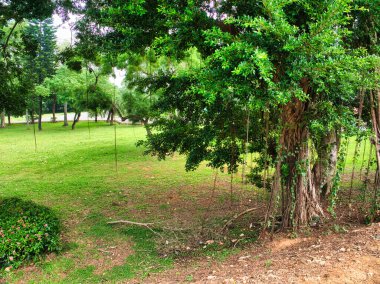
[0,122,376,283]
[0,122,230,283]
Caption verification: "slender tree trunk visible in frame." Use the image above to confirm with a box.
[31,110,35,124]
[110,108,114,125]
[63,102,68,127]
[106,110,111,123]
[0,109,5,128]
[369,90,380,215]
[142,118,152,137]
[26,109,29,128]
[38,96,43,131]
[52,94,57,123]
[72,112,81,130]
[7,113,11,125]
[95,111,98,123]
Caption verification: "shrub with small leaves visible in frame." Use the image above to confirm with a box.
[0,198,61,271]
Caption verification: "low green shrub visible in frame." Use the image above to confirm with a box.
[0,197,61,271]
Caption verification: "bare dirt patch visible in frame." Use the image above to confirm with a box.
[143,223,380,283]
[87,240,133,275]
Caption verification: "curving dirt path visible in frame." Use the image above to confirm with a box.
[141,223,380,284]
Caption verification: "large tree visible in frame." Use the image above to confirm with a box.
[72,0,379,228]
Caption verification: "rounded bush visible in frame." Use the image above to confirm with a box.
[0,197,61,271]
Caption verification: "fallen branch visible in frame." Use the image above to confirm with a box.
[221,207,258,232]
[98,248,113,254]
[107,219,190,236]
[108,220,162,238]
[107,220,155,226]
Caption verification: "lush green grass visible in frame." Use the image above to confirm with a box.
[0,122,216,283]
[345,137,376,171]
[0,122,375,282]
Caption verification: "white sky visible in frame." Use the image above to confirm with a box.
[53,13,76,46]
[53,14,125,87]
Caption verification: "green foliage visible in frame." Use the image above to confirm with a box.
[0,198,61,271]
[24,18,57,85]
[43,65,115,116]
[0,0,55,23]
[102,0,374,179]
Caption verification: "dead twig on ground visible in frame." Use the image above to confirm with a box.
[221,207,259,232]
[107,219,190,238]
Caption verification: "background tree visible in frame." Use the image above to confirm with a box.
[118,49,173,135]
[24,18,57,131]
[348,0,380,218]
[0,0,57,128]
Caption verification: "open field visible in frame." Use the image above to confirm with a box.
[0,122,258,283]
[0,122,378,283]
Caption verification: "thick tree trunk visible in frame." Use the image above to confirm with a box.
[7,113,11,125]
[38,95,43,131]
[0,109,5,128]
[52,94,57,123]
[71,112,81,130]
[268,98,324,229]
[282,99,323,227]
[313,130,340,199]
[63,102,68,127]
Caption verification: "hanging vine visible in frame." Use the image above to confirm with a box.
[349,89,365,204]
[112,69,118,173]
[85,61,91,139]
[328,136,349,216]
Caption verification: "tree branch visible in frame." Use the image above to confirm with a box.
[2,20,20,58]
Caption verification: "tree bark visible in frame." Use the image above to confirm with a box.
[7,113,11,125]
[95,111,98,123]
[313,130,340,199]
[282,99,323,227]
[142,118,152,137]
[63,102,68,127]
[52,94,57,123]
[369,90,380,214]
[0,109,5,128]
[71,112,81,130]
[31,110,35,124]
[38,96,43,131]
[106,110,111,123]
[268,97,324,229]
[26,109,29,128]
[110,108,114,125]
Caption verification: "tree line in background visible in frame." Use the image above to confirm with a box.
[1,0,379,230]
[0,1,159,131]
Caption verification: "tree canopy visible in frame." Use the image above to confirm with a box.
[67,0,380,228]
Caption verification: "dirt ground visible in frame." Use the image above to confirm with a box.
[141,222,380,284]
